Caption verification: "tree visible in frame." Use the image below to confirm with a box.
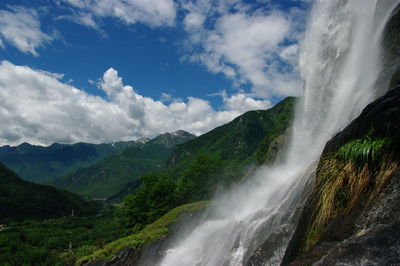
[176,154,223,202]
[120,173,176,228]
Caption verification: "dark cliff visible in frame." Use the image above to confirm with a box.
[283,86,400,265]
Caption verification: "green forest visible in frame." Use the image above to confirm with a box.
[0,97,295,265]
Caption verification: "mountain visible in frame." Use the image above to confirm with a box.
[74,70,400,266]
[169,96,295,170]
[0,141,142,184]
[0,163,100,222]
[109,97,296,203]
[75,97,296,265]
[51,131,195,198]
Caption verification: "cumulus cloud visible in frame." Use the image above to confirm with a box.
[221,90,271,113]
[62,0,176,28]
[0,6,53,56]
[0,61,271,146]
[184,12,205,30]
[0,1,308,145]
[180,0,304,97]
[55,0,307,98]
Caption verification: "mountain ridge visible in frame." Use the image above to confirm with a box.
[51,130,196,198]
[0,140,142,184]
[0,163,100,222]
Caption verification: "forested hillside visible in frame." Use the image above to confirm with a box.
[0,141,141,183]
[51,131,195,198]
[0,163,99,221]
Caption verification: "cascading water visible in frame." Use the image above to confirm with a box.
[156,1,400,265]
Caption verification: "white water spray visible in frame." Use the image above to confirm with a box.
[158,1,400,265]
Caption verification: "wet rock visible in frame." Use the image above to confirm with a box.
[314,171,400,266]
[282,85,400,266]
[323,86,400,156]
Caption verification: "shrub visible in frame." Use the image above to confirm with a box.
[335,136,391,166]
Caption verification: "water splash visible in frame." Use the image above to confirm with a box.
[158,1,400,265]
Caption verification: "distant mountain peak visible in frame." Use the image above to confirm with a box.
[136,138,151,144]
[171,130,194,137]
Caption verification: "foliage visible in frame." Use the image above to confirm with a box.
[77,201,209,265]
[255,134,284,164]
[118,153,239,230]
[0,209,129,266]
[169,97,295,167]
[0,163,100,221]
[100,97,294,202]
[0,97,295,265]
[175,154,237,202]
[0,141,139,184]
[304,154,398,250]
[116,98,295,232]
[119,172,178,229]
[335,135,391,167]
[51,131,194,198]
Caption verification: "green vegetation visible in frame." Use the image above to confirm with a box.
[51,131,195,198]
[0,141,139,184]
[0,209,129,265]
[303,133,397,250]
[118,154,232,230]
[0,163,100,221]
[175,154,240,202]
[170,97,295,168]
[119,172,178,228]
[0,98,295,265]
[335,135,391,166]
[115,97,295,235]
[77,201,209,265]
[112,97,295,203]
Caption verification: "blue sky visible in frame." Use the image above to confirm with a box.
[0,0,309,145]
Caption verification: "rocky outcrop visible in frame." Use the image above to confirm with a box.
[322,86,400,156]
[313,171,400,266]
[282,87,400,265]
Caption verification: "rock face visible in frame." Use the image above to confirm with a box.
[282,87,400,265]
[322,86,400,156]
[313,171,400,266]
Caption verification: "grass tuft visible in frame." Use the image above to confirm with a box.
[335,136,391,166]
[75,201,209,265]
[304,152,398,250]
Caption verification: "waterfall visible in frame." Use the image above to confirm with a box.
[156,1,400,265]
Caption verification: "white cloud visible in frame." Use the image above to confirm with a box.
[0,61,271,146]
[280,44,299,63]
[74,12,100,29]
[63,0,176,28]
[0,6,53,56]
[0,1,307,145]
[160,92,181,103]
[221,90,272,113]
[184,12,205,30]
[179,0,304,97]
